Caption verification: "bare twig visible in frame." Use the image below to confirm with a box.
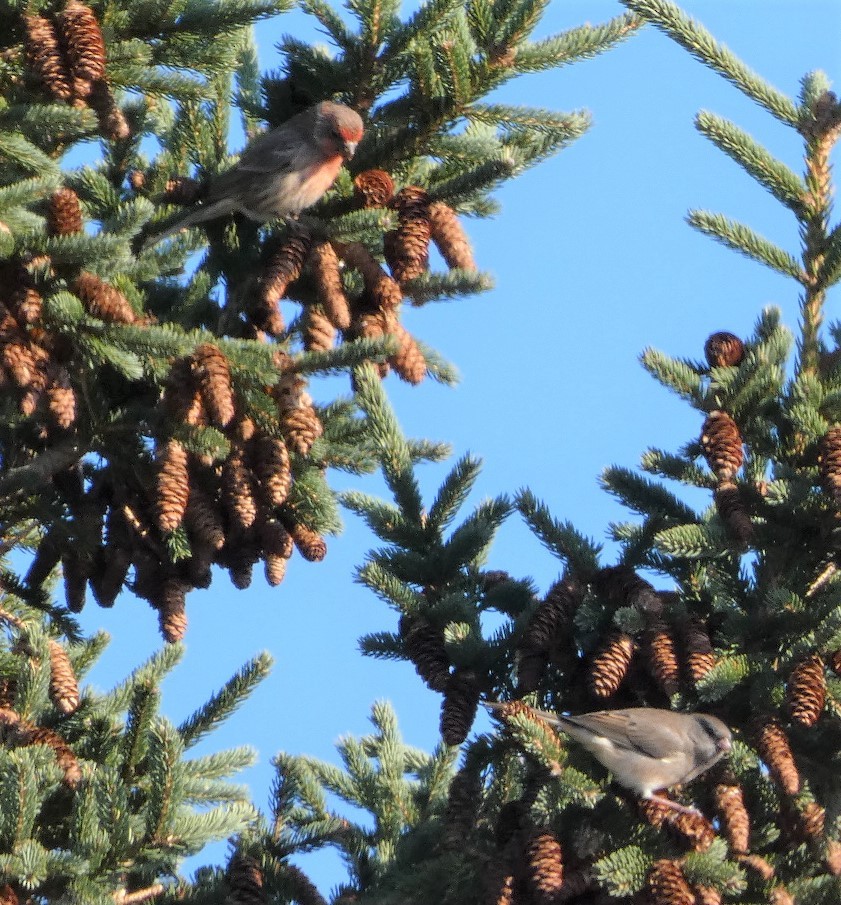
[113,884,165,905]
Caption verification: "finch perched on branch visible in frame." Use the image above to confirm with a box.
[145,101,364,246]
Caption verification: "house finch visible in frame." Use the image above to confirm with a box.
[146,101,364,245]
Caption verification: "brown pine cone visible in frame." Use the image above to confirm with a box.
[713,783,750,853]
[399,613,450,692]
[48,640,80,715]
[693,886,722,905]
[279,396,323,457]
[262,519,293,587]
[755,718,800,795]
[700,411,743,481]
[713,481,753,547]
[586,631,635,699]
[251,433,292,508]
[522,578,579,652]
[87,78,130,140]
[0,884,18,905]
[704,331,745,368]
[389,322,426,384]
[221,452,258,531]
[639,798,715,852]
[58,3,107,92]
[386,186,431,283]
[23,15,74,102]
[10,285,43,325]
[429,201,476,271]
[286,519,327,562]
[736,853,775,882]
[2,340,38,388]
[591,565,662,614]
[164,357,203,425]
[341,241,404,310]
[645,618,681,697]
[443,768,482,849]
[47,187,83,236]
[154,577,189,643]
[307,239,351,330]
[154,440,190,533]
[185,482,226,553]
[301,305,336,352]
[769,887,794,905]
[191,343,235,428]
[440,668,480,746]
[682,618,716,685]
[353,169,395,208]
[818,425,841,506]
[525,829,563,903]
[824,838,841,876]
[787,653,826,727]
[89,539,131,608]
[255,228,311,325]
[485,862,516,905]
[46,368,77,429]
[74,271,137,323]
[62,551,88,612]
[797,800,826,841]
[830,649,841,675]
[26,531,62,588]
[19,724,82,786]
[226,853,266,905]
[281,863,327,905]
[647,859,695,905]
[163,175,203,205]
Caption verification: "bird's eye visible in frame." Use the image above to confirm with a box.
[698,717,722,739]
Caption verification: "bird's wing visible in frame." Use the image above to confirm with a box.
[561,711,686,761]
[230,128,302,175]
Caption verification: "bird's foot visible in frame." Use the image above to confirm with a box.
[645,794,702,817]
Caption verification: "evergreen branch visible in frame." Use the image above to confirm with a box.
[382,0,463,66]
[639,347,707,406]
[687,210,805,280]
[291,336,397,375]
[0,133,60,177]
[300,0,358,50]
[402,269,494,306]
[600,466,698,523]
[406,438,453,462]
[358,630,403,660]
[639,448,716,489]
[0,175,61,213]
[620,0,800,127]
[653,523,730,559]
[695,110,807,213]
[427,453,483,532]
[355,561,426,612]
[0,442,84,497]
[412,339,460,385]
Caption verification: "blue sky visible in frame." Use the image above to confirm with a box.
[70,0,841,892]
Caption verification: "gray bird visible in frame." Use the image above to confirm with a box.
[486,702,731,815]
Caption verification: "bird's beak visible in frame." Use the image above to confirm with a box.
[717,736,732,753]
[342,141,358,160]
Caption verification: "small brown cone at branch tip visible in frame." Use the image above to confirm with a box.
[279,397,323,457]
[704,331,745,368]
[192,344,235,428]
[714,783,750,854]
[309,239,351,330]
[185,484,225,552]
[263,520,293,587]
[221,453,258,531]
[48,640,80,715]
[287,520,327,562]
[156,578,188,643]
[74,272,137,324]
[638,798,715,851]
[47,187,83,236]
[818,425,841,507]
[88,78,130,140]
[645,618,680,697]
[387,186,431,283]
[787,653,826,727]
[155,440,190,533]
[23,15,74,102]
[587,631,634,699]
[440,669,480,746]
[714,481,753,547]
[390,322,427,385]
[19,724,82,787]
[525,830,564,903]
[755,718,800,795]
[47,369,77,429]
[647,859,695,905]
[429,201,476,271]
[226,853,266,905]
[341,241,404,311]
[252,434,292,508]
[353,169,395,208]
[682,618,716,685]
[62,552,87,613]
[700,411,744,481]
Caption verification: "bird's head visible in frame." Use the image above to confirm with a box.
[692,713,732,762]
[314,101,364,161]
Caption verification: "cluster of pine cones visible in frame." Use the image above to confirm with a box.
[22,2,128,140]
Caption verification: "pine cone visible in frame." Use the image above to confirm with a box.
[353,169,395,208]
[308,239,351,330]
[255,228,311,328]
[714,783,750,853]
[286,520,327,562]
[693,886,722,905]
[0,885,18,905]
[704,331,745,368]
[525,829,564,903]
[440,668,480,746]
[281,863,327,905]
[341,241,404,310]
[737,853,775,882]
[386,186,431,283]
[443,768,482,849]
[429,201,476,271]
[818,425,841,506]
[48,640,80,715]
[154,440,190,533]
[74,271,137,323]
[47,187,83,236]
[87,78,130,140]
[587,631,635,699]
[191,343,235,428]
[787,653,826,727]
[830,649,841,675]
[389,322,426,384]
[486,863,516,905]
[682,618,716,685]
[46,368,77,429]
[301,305,336,352]
[755,718,800,795]
[226,853,266,905]
[10,285,43,325]
[700,411,743,481]
[647,859,695,905]
[185,483,226,553]
[251,433,292,508]
[769,887,794,905]
[639,798,715,851]
[279,397,322,457]
[399,613,450,692]
[163,175,203,205]
[26,531,62,588]
[23,15,74,101]
[154,577,188,643]
[89,539,131,608]
[62,551,88,612]
[713,481,753,547]
[592,564,662,614]
[18,723,82,787]
[2,340,37,387]
[522,579,579,652]
[797,800,826,841]
[645,618,681,697]
[824,838,841,876]
[221,452,258,531]
[262,519,293,587]
[58,3,107,91]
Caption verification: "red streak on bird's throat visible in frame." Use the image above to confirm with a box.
[301,155,344,205]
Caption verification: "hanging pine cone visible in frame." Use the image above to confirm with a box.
[281,863,327,905]
[787,653,826,727]
[279,396,323,457]
[591,564,662,614]
[522,578,579,652]
[191,343,235,428]
[18,723,82,787]
[831,649,841,675]
[817,425,841,506]
[58,3,107,93]
[524,829,564,904]
[62,551,88,613]
[254,228,312,332]
[163,175,203,205]
[389,322,426,384]
[0,885,18,905]
[386,186,431,283]
[440,668,480,746]
[713,782,750,853]
[799,800,826,841]
[824,839,841,876]
[286,519,327,562]
[308,239,351,330]
[755,718,800,795]
[26,531,62,589]
[2,339,37,387]
[353,169,395,208]
[221,530,260,589]
[23,15,74,101]
[645,618,680,697]
[399,613,450,692]
[485,862,516,905]
[586,631,635,699]
[221,452,258,531]
[301,305,336,352]
[154,440,190,533]
[647,859,695,905]
[89,538,131,608]
[10,285,43,325]
[47,640,80,715]
[251,433,292,508]
[47,187,83,236]
[429,201,477,271]
[262,519,293,587]
[185,483,226,553]
[46,368,77,429]
[700,411,744,481]
[682,617,716,685]
[342,241,404,310]
[693,887,722,905]
[443,768,482,850]
[713,481,753,547]
[770,887,794,905]
[638,798,715,852]
[226,853,266,905]
[164,357,203,424]
[737,854,775,882]
[704,331,745,368]
[87,78,130,140]
[74,272,137,323]
[154,577,189,643]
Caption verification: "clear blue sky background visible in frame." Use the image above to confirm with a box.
[67,0,841,893]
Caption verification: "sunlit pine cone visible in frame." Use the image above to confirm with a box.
[74,271,137,323]
[191,343,235,428]
[586,631,635,699]
[278,393,323,457]
[351,309,390,378]
[10,285,43,325]
[261,519,293,587]
[217,528,260,589]
[713,783,750,853]
[154,577,189,643]
[736,854,775,882]
[154,440,190,533]
[47,187,83,236]
[46,367,77,429]
[817,425,841,507]
[429,201,476,271]
[769,887,794,905]
[787,653,826,727]
[704,331,745,368]
[62,551,88,612]
[23,15,74,102]
[713,481,753,547]
[87,78,130,140]
[47,640,80,715]
[17,723,82,787]
[824,838,841,876]
[440,668,480,746]
[226,853,266,905]
[164,357,204,425]
[386,186,431,283]
[58,2,107,97]
[353,169,395,208]
[755,718,800,795]
[185,482,225,553]
[647,859,695,905]
[301,305,336,352]
[254,228,312,332]
[693,886,722,905]
[399,613,450,692]
[591,564,662,614]
[163,175,203,205]
[796,800,826,842]
[0,884,18,905]
[485,860,515,905]
[2,339,37,387]
[389,322,426,385]
[285,519,327,562]
[525,829,564,904]
[523,578,579,652]
[0,679,16,709]
[341,241,403,311]
[251,433,292,508]
[645,618,680,697]
[308,239,350,330]
[831,649,841,675]
[638,798,715,852]
[221,452,258,531]
[682,617,716,685]
[700,411,744,481]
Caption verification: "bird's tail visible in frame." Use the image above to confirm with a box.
[141,198,233,251]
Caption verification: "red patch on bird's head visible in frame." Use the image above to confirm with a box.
[338,122,364,142]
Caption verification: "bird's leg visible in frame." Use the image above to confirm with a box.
[644,794,702,817]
